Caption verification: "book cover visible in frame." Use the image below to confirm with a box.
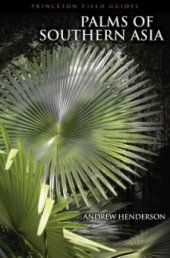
[0,0,170,257]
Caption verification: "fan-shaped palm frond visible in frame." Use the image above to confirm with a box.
[0,46,160,205]
[0,128,115,258]
[97,219,170,258]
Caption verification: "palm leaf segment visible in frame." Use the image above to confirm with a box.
[0,46,159,205]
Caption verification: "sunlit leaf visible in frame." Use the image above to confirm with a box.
[38,183,49,214]
[37,197,55,236]
[5,149,18,170]
[64,229,116,252]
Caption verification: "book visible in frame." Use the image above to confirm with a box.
[0,0,170,257]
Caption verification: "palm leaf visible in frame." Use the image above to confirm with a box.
[97,219,170,258]
[0,46,160,204]
[0,127,115,258]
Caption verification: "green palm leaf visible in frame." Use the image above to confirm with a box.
[0,46,160,205]
[0,127,115,258]
[97,219,170,258]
